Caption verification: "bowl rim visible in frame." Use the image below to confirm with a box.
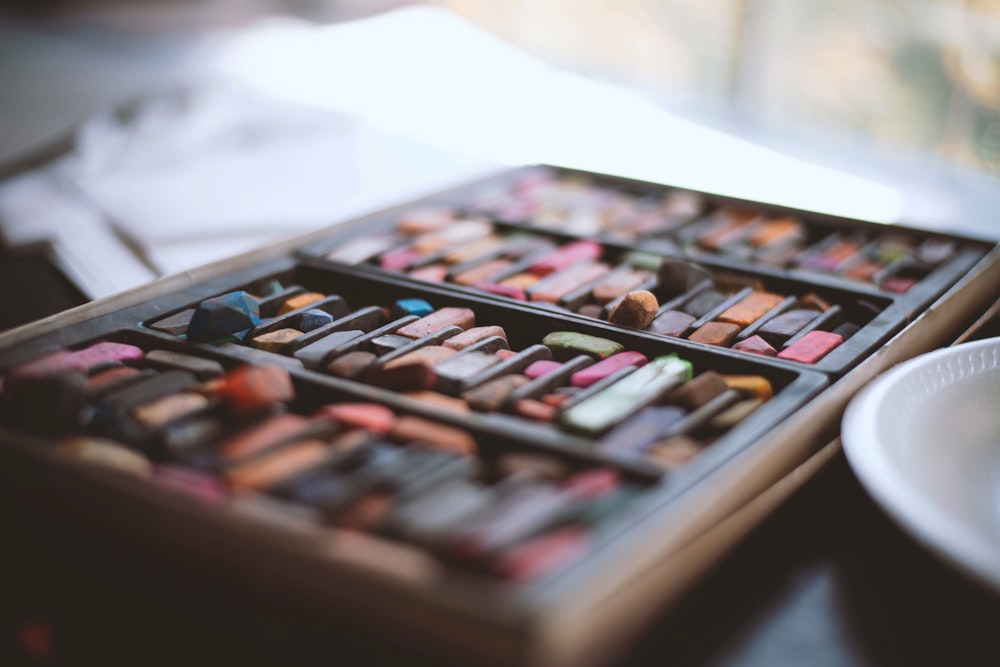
[842,335,1000,591]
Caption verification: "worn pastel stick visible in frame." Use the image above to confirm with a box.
[528,262,610,304]
[748,216,803,248]
[645,436,702,470]
[687,287,755,331]
[251,328,303,353]
[591,267,654,305]
[412,220,494,253]
[383,345,457,370]
[380,247,423,271]
[598,406,687,454]
[216,344,303,372]
[666,371,729,410]
[731,335,777,357]
[657,260,714,296]
[100,370,199,412]
[569,351,647,388]
[321,316,420,360]
[287,306,389,352]
[561,355,692,435]
[524,360,562,380]
[498,272,540,291]
[149,309,196,336]
[443,326,508,351]
[277,292,325,316]
[392,299,434,319]
[527,240,602,277]
[7,341,144,384]
[326,234,403,264]
[225,439,332,492]
[364,356,436,391]
[458,344,552,392]
[496,452,569,482]
[396,308,475,339]
[250,296,348,340]
[132,392,210,429]
[145,350,225,379]
[434,351,504,394]
[217,413,312,463]
[542,331,625,361]
[708,398,765,431]
[474,283,527,301]
[402,391,469,413]
[681,288,729,319]
[56,437,151,477]
[757,309,819,347]
[461,375,529,412]
[734,295,797,341]
[256,286,306,317]
[716,291,785,328]
[409,265,449,282]
[376,327,464,366]
[188,291,260,342]
[386,479,490,543]
[151,465,227,503]
[495,527,589,583]
[215,364,295,415]
[646,310,696,337]
[688,322,740,347]
[388,415,477,456]
[721,374,774,399]
[453,259,513,286]
[777,330,843,363]
[294,330,366,370]
[607,291,659,329]
[370,334,413,355]
[508,356,593,405]
[782,305,844,348]
[514,398,558,422]
[397,207,455,233]
[441,235,507,264]
[87,366,147,393]
[313,403,397,434]
[660,389,742,439]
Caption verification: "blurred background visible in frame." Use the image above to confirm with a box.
[4,0,998,174]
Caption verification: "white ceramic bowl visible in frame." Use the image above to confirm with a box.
[842,337,1000,590]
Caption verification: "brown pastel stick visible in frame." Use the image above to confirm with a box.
[219,413,311,462]
[403,390,470,412]
[647,310,696,337]
[443,326,507,351]
[453,259,513,286]
[326,351,378,381]
[251,328,303,353]
[646,436,702,470]
[591,267,653,305]
[461,375,529,412]
[314,403,397,434]
[528,262,610,304]
[396,308,475,339]
[688,322,740,347]
[666,371,730,410]
[388,415,477,455]
[225,439,331,491]
[716,291,785,328]
[132,392,209,428]
[384,345,457,370]
[607,291,659,329]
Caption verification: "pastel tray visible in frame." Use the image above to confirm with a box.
[1,165,998,667]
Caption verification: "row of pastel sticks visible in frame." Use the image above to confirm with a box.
[148,280,779,468]
[0,340,643,583]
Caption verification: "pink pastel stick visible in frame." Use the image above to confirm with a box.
[528,241,602,277]
[777,330,843,364]
[524,360,563,379]
[569,350,648,387]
